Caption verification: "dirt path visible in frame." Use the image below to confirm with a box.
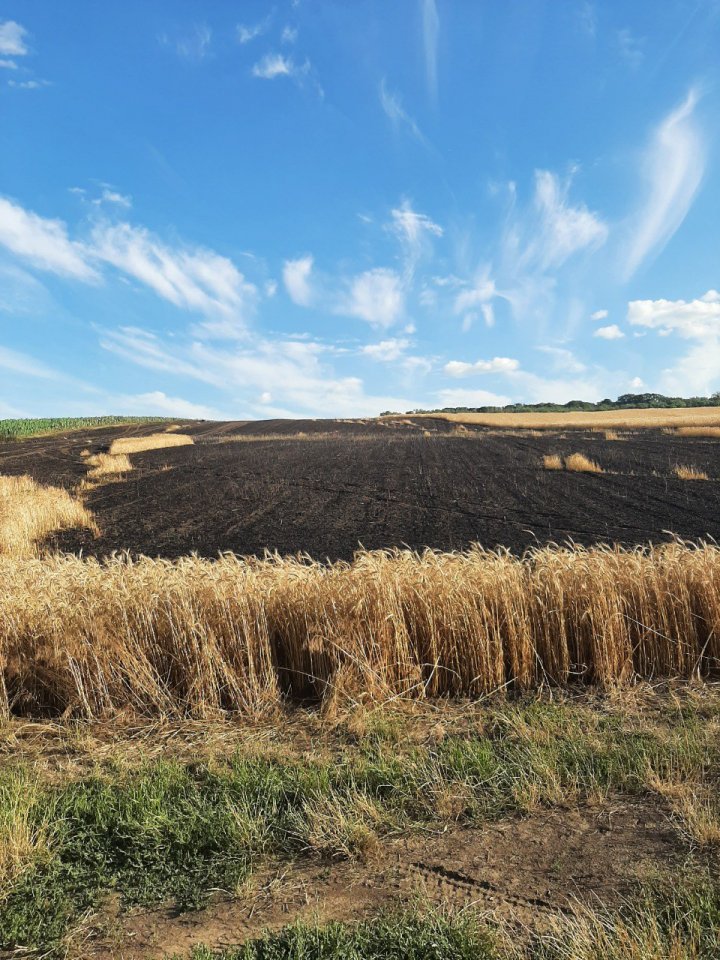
[92,798,680,958]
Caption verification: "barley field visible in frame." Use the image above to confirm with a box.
[424,406,720,430]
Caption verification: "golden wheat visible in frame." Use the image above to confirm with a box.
[564,453,603,473]
[543,455,563,470]
[425,407,720,430]
[676,426,720,438]
[0,475,97,559]
[0,543,718,719]
[673,465,710,481]
[84,452,133,479]
[109,433,194,455]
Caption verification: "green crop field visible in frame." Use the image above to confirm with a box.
[0,416,173,441]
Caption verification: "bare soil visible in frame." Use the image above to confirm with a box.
[91,798,681,958]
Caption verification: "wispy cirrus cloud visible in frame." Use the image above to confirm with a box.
[237,17,271,45]
[160,24,212,63]
[623,89,704,279]
[91,221,258,335]
[379,80,426,144]
[420,0,439,103]
[0,196,97,280]
[251,52,309,81]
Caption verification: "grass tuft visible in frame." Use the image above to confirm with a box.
[673,465,709,481]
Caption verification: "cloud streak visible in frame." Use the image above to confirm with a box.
[624,89,704,278]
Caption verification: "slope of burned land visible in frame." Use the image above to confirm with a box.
[0,417,717,559]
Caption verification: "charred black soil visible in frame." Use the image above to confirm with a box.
[1,417,718,560]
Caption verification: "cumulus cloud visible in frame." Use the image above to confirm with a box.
[340,268,404,328]
[283,255,314,306]
[627,291,720,395]
[0,196,97,280]
[594,324,625,340]
[0,20,28,56]
[361,338,410,362]
[591,308,608,321]
[624,90,704,278]
[444,357,520,377]
[627,290,720,338]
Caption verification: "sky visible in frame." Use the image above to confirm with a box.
[1,1,719,420]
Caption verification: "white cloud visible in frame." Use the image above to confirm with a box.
[617,28,644,68]
[594,324,625,340]
[536,346,586,372]
[629,376,645,389]
[421,0,439,103]
[94,188,132,209]
[8,79,50,90]
[454,276,496,314]
[627,291,720,339]
[527,169,608,269]
[281,25,298,44]
[361,338,410,362]
[282,255,314,306]
[624,90,704,278]
[0,21,28,57]
[0,196,97,280]
[0,58,17,69]
[161,24,212,63]
[259,391,272,404]
[435,387,513,408]
[379,80,426,143]
[444,357,520,377]
[0,345,59,379]
[341,268,404,328]
[116,391,221,419]
[101,326,421,418]
[237,19,270,44]
[252,52,309,80]
[591,308,608,321]
[389,199,443,279]
[91,221,258,331]
[627,291,720,395]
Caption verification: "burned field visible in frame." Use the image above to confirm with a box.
[0,416,718,560]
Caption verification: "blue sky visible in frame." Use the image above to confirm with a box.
[1,1,719,419]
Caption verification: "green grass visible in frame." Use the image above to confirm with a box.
[1,698,718,956]
[0,416,175,441]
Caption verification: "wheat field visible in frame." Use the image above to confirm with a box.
[424,407,720,430]
[1,543,718,719]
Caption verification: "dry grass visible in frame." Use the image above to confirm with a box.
[604,430,620,441]
[543,453,603,473]
[0,475,98,559]
[673,465,709,481]
[109,433,194,456]
[0,773,47,893]
[84,452,132,479]
[1,543,719,719]
[565,453,603,473]
[676,426,720,438]
[424,407,720,430]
